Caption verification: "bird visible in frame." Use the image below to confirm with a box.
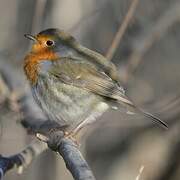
[23,28,168,136]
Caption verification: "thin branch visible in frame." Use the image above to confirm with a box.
[0,68,96,180]
[0,73,10,104]
[69,6,104,33]
[0,155,21,180]
[123,1,180,83]
[0,74,10,97]
[0,140,47,180]
[59,139,95,180]
[135,165,144,180]
[31,0,47,34]
[19,93,96,180]
[0,134,96,180]
[106,0,139,60]
[45,132,96,180]
[0,100,96,180]
[0,72,23,113]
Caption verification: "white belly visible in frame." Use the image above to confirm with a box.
[32,75,109,129]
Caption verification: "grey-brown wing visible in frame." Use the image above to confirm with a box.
[49,57,133,105]
[48,57,168,129]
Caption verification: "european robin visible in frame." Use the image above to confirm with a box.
[23,28,168,136]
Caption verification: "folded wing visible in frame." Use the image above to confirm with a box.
[47,57,168,129]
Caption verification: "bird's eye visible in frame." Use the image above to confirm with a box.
[46,40,54,46]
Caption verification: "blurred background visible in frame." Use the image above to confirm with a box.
[0,0,180,179]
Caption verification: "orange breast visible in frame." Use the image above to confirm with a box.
[24,50,58,85]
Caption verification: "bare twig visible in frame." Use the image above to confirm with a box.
[135,165,144,180]
[0,74,10,99]
[0,155,21,180]
[0,134,96,180]
[59,139,95,180]
[45,132,96,180]
[123,1,180,83]
[69,6,104,33]
[0,73,11,106]
[106,0,139,60]
[19,93,96,180]
[0,72,22,112]
[0,140,47,180]
[0,90,96,180]
[31,0,47,34]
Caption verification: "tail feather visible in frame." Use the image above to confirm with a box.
[137,108,168,129]
[116,96,168,129]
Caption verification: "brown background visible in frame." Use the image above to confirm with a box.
[0,0,180,179]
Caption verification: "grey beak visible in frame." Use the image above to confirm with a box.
[24,34,37,42]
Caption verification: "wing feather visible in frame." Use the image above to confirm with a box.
[44,57,168,129]
[48,57,129,103]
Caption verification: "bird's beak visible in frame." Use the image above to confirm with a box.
[24,34,37,42]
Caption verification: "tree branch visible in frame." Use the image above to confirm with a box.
[123,1,180,83]
[106,0,139,60]
[19,92,96,180]
[46,132,96,180]
[59,139,95,180]
[0,140,47,180]
[0,134,96,180]
[0,65,96,180]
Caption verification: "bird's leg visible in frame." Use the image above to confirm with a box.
[68,103,108,137]
[65,119,91,139]
[35,123,80,146]
[70,122,86,136]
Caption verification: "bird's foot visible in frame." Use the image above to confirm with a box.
[35,125,67,143]
[36,126,79,147]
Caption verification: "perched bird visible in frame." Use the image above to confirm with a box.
[24,28,168,136]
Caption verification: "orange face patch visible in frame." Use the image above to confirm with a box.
[24,35,59,85]
[31,35,55,53]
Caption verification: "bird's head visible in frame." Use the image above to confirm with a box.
[24,28,77,85]
[24,28,76,54]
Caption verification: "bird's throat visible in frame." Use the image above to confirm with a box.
[24,50,58,85]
